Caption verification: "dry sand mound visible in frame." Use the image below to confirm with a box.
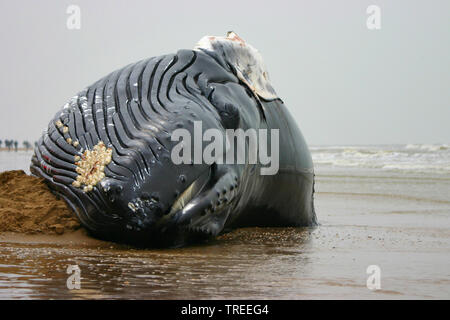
[0,170,80,234]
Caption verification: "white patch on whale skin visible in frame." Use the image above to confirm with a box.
[194,31,278,100]
[72,141,112,192]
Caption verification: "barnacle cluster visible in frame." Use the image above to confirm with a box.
[72,141,113,192]
[55,119,111,193]
[55,120,77,146]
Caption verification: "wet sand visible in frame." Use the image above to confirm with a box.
[0,220,448,299]
[0,174,448,299]
[0,152,449,299]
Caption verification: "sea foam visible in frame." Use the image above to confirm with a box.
[311,144,450,174]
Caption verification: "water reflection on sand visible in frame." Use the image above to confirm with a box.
[0,151,449,299]
[0,228,315,299]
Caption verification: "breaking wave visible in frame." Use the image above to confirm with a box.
[311,144,450,174]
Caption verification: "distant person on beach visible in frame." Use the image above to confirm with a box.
[0,140,2,148]
[14,140,18,151]
[23,141,31,150]
[5,140,11,151]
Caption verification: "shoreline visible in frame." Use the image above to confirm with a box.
[0,148,33,152]
[0,229,116,248]
[0,162,449,299]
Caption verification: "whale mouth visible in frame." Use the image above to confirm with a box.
[168,166,212,216]
[158,163,238,237]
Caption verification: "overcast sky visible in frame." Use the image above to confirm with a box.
[0,0,448,145]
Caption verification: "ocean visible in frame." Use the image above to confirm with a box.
[0,145,449,299]
[3,143,450,175]
[312,143,450,174]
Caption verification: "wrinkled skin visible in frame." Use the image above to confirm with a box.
[31,35,317,247]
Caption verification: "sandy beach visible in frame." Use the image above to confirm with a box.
[0,0,449,304]
[0,146,449,299]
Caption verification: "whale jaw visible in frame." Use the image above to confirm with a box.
[154,164,240,246]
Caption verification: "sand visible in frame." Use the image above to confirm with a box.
[0,155,449,299]
[0,170,80,235]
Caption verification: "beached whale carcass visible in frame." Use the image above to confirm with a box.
[31,32,317,247]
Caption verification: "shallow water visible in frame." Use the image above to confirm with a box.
[0,148,449,299]
[0,150,33,174]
